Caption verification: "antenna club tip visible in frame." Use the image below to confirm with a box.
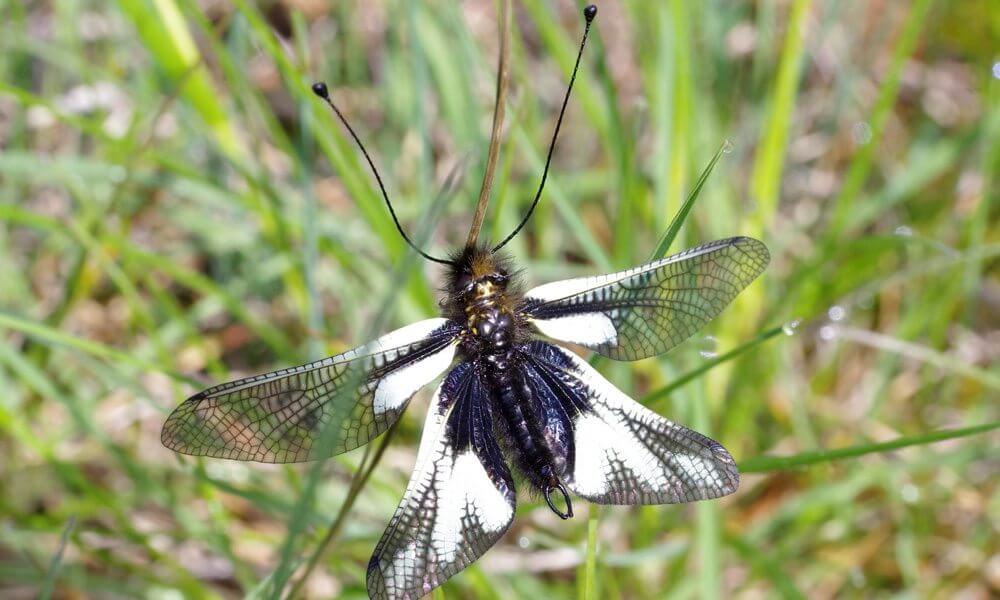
[311,82,329,99]
[583,5,597,22]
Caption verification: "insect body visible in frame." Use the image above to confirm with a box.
[163,236,768,598]
[161,5,770,599]
[449,247,574,519]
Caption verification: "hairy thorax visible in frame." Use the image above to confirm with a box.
[467,283,513,348]
[445,245,525,366]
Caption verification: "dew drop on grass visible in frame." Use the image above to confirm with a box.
[819,325,838,341]
[852,121,873,145]
[782,319,802,336]
[722,139,734,154]
[698,336,718,358]
[894,225,913,236]
[827,305,846,322]
[518,536,530,549]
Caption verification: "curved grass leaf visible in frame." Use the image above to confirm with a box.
[651,139,729,260]
[739,422,999,473]
[38,516,76,600]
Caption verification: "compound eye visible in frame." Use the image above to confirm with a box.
[455,275,474,295]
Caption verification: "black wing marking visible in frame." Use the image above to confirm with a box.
[368,362,516,600]
[161,319,462,463]
[523,341,739,505]
[523,237,769,361]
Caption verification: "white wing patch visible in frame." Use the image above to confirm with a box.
[573,412,663,495]
[373,342,457,415]
[368,364,516,600]
[530,313,618,348]
[555,347,740,504]
[433,452,514,562]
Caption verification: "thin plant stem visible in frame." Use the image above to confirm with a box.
[466,0,512,248]
[286,423,399,599]
[582,504,599,600]
[39,516,76,600]
[738,421,999,473]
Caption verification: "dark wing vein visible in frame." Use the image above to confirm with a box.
[161,319,461,463]
[523,237,769,361]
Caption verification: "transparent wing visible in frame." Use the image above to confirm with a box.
[522,341,739,505]
[523,237,769,361]
[368,362,516,600]
[161,319,461,463]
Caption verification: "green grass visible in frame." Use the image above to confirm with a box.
[1,1,996,598]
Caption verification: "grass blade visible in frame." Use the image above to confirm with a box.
[643,325,786,405]
[749,0,813,227]
[690,376,720,599]
[115,0,240,157]
[581,504,599,600]
[739,421,999,473]
[651,140,729,260]
[38,516,76,600]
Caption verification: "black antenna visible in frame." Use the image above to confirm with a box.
[311,82,454,266]
[492,4,597,252]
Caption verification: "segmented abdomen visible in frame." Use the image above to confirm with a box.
[488,358,555,491]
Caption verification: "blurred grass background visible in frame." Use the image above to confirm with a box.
[1,0,997,598]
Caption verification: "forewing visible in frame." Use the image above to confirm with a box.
[368,362,516,600]
[523,237,769,361]
[524,341,739,505]
[161,318,461,463]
